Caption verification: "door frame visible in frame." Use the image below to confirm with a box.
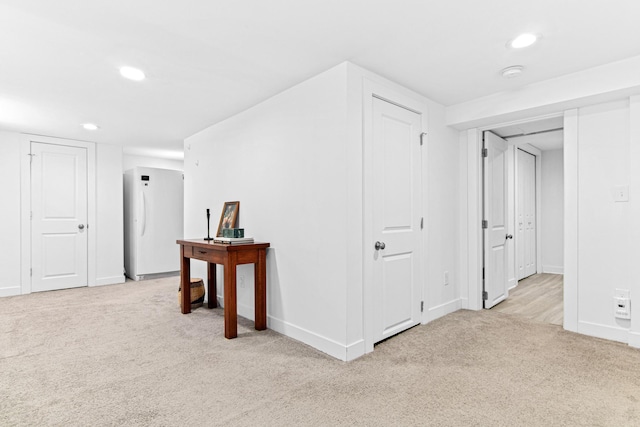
[20,134,97,294]
[362,79,428,355]
[463,112,576,331]
[514,143,542,281]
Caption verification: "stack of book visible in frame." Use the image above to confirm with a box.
[213,236,255,245]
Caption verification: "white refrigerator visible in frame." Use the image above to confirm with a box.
[124,167,184,281]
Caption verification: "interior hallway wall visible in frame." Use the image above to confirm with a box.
[184,64,351,359]
[576,100,631,341]
[540,149,564,273]
[0,131,125,296]
[184,62,460,360]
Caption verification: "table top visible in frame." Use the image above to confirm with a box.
[177,239,270,251]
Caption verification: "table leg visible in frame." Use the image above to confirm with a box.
[180,245,191,314]
[254,249,267,331]
[207,263,217,308]
[224,254,238,338]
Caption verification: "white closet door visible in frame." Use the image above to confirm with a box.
[517,149,537,280]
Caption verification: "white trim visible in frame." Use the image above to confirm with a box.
[458,133,470,307]
[268,315,351,361]
[345,340,365,362]
[94,275,126,286]
[426,299,461,323]
[629,332,640,349]
[217,296,360,361]
[506,145,516,291]
[628,95,640,346]
[0,286,21,297]
[563,110,579,332]
[20,134,97,295]
[578,321,629,344]
[542,265,564,274]
[466,129,483,311]
[362,78,428,355]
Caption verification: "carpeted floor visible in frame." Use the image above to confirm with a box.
[1,277,639,426]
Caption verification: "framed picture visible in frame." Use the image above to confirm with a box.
[216,201,240,237]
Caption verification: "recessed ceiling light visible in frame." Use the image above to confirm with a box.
[119,66,146,81]
[82,123,99,131]
[501,65,524,78]
[509,33,538,49]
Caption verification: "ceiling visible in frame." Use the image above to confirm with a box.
[1,1,640,157]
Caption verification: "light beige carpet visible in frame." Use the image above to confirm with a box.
[1,277,639,426]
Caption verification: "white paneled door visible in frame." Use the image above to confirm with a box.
[372,97,423,343]
[517,149,537,279]
[483,132,509,308]
[31,142,88,292]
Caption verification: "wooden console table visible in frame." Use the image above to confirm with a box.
[177,239,270,339]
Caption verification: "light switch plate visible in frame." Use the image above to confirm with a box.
[613,186,629,202]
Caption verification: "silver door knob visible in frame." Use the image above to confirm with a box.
[78,224,85,230]
[375,241,386,250]
[506,234,513,239]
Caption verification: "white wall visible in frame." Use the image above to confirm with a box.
[425,99,461,318]
[541,149,564,273]
[123,154,183,172]
[185,62,460,360]
[185,64,350,359]
[576,100,631,340]
[0,131,22,296]
[0,131,125,296]
[96,144,125,285]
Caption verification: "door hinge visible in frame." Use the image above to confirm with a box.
[482,220,488,229]
[420,132,427,146]
[482,148,488,157]
[420,301,424,312]
[420,217,424,230]
[483,291,488,300]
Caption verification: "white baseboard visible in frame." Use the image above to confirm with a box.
[542,265,564,274]
[217,295,350,361]
[268,315,349,361]
[345,339,365,361]
[426,298,461,323]
[578,320,629,344]
[629,331,640,348]
[93,275,126,287]
[459,297,469,310]
[508,279,517,291]
[0,286,21,297]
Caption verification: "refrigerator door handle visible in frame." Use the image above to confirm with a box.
[140,190,147,237]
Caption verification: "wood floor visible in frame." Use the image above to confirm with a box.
[491,273,563,325]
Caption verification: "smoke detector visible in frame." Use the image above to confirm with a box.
[501,66,524,78]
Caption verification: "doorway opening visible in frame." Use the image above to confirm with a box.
[483,116,564,325]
